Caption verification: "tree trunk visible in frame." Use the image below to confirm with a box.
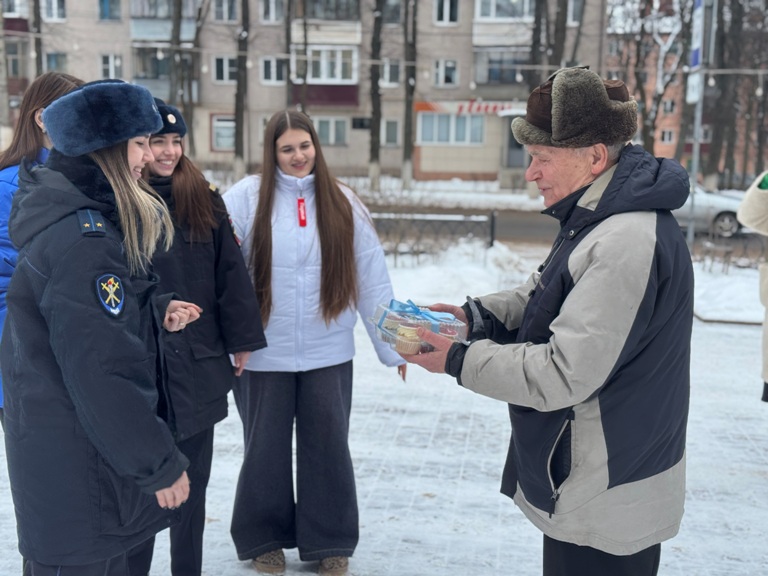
[0,9,10,142]
[183,0,210,159]
[168,0,182,105]
[704,0,741,180]
[234,0,250,181]
[552,0,568,67]
[285,0,293,108]
[33,0,42,76]
[402,0,417,190]
[529,0,548,89]
[369,0,385,192]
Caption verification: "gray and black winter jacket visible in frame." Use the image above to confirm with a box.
[447,144,694,555]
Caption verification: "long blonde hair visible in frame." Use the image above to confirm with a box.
[90,142,174,275]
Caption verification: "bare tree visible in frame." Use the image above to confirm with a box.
[703,0,742,185]
[285,0,293,108]
[401,0,417,189]
[552,0,569,67]
[181,0,211,159]
[528,0,548,89]
[0,9,10,135]
[368,0,385,192]
[234,0,250,181]
[608,0,688,153]
[33,0,42,76]
[168,0,182,105]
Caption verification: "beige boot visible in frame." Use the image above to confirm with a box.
[318,556,349,576]
[252,549,285,575]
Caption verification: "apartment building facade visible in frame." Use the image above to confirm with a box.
[2,0,606,183]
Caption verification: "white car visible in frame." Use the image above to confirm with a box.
[671,186,743,238]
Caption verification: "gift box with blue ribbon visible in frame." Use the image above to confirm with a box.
[370,299,467,354]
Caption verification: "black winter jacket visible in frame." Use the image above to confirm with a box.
[0,153,189,565]
[148,176,266,441]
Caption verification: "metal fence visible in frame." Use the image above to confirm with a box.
[371,211,497,266]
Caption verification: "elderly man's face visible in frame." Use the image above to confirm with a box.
[525,145,598,208]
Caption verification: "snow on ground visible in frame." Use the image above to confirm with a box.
[1,234,767,575]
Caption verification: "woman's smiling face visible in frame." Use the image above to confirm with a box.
[275,129,316,178]
[148,133,183,177]
[126,135,154,181]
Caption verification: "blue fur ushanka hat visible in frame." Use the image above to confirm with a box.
[153,98,187,137]
[42,79,162,157]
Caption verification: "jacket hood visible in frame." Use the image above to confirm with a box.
[545,144,690,231]
[10,158,114,249]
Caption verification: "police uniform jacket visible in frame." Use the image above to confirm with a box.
[0,151,189,566]
[148,176,266,441]
[447,144,694,555]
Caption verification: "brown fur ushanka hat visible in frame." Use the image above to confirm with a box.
[511,66,638,148]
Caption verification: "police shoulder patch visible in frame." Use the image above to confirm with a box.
[77,209,107,236]
[96,274,124,316]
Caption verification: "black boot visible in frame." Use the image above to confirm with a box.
[762,382,768,402]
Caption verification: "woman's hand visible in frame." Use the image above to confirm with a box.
[233,351,251,377]
[164,300,203,332]
[155,471,190,509]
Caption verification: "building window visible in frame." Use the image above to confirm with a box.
[262,0,283,21]
[261,57,286,84]
[568,0,583,24]
[43,0,65,19]
[134,47,169,79]
[382,119,399,146]
[474,49,527,84]
[383,0,400,23]
[660,130,674,144]
[662,99,676,114]
[380,58,399,87]
[435,0,458,23]
[100,0,120,19]
[214,56,238,82]
[214,0,236,20]
[293,46,358,85]
[5,40,24,78]
[212,116,235,151]
[314,117,347,146]
[478,0,533,19]
[2,0,23,16]
[302,0,359,20]
[418,113,484,145]
[102,54,123,79]
[434,59,458,87]
[130,0,197,18]
[46,52,67,72]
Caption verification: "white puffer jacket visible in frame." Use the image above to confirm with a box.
[224,170,404,372]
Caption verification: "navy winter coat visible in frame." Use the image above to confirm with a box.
[1,152,188,565]
[148,176,266,441]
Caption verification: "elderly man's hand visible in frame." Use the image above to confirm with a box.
[400,327,455,374]
[426,303,468,325]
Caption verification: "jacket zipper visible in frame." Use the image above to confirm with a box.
[547,409,575,517]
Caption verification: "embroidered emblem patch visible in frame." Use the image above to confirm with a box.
[96,274,124,316]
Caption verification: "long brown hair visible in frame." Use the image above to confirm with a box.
[251,109,357,326]
[0,72,84,171]
[144,136,219,241]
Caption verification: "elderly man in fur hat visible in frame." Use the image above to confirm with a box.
[404,66,694,576]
